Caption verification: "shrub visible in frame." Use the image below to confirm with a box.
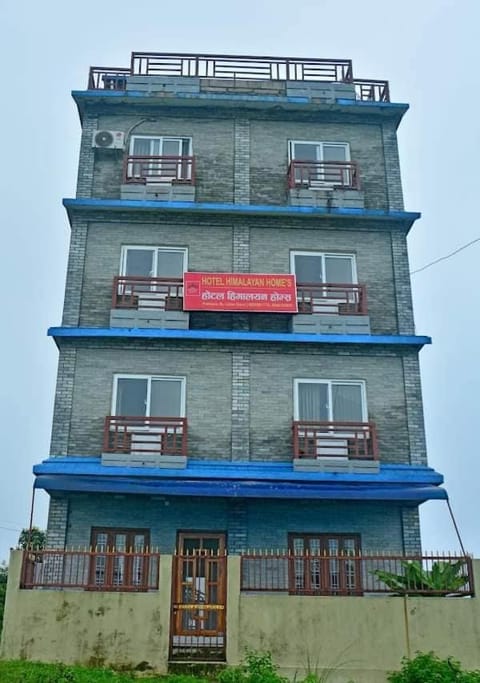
[388,652,480,682]
[218,650,287,683]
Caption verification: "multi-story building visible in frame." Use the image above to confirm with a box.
[4,53,472,679]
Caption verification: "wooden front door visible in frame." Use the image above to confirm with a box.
[170,532,227,661]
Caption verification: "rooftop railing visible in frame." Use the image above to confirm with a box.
[87,53,390,102]
[112,276,184,311]
[293,420,379,460]
[296,282,368,315]
[241,552,475,596]
[21,549,160,592]
[288,160,360,190]
[103,416,188,457]
[123,155,195,184]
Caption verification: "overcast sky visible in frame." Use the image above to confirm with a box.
[0,0,478,562]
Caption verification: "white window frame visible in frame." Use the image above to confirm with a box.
[293,378,367,422]
[119,246,188,278]
[290,251,358,284]
[129,135,193,157]
[288,140,351,163]
[112,374,187,417]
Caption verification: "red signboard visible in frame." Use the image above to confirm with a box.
[183,272,298,313]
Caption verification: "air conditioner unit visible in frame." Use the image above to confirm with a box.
[92,130,125,150]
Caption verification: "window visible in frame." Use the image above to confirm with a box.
[130,135,192,181]
[90,528,150,590]
[294,379,366,422]
[291,251,356,285]
[120,246,187,279]
[113,375,186,418]
[289,533,361,595]
[289,140,351,186]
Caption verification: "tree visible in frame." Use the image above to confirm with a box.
[17,527,46,550]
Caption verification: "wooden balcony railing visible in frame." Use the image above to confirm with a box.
[241,552,474,597]
[293,421,379,460]
[123,155,196,184]
[288,160,360,190]
[21,549,160,592]
[103,416,188,457]
[87,53,391,102]
[296,282,367,315]
[112,276,184,311]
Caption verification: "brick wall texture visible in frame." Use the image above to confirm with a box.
[45,91,428,553]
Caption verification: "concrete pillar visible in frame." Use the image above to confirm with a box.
[225,555,241,666]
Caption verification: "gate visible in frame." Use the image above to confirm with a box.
[170,535,227,661]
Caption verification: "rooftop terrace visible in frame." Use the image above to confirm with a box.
[87,52,390,102]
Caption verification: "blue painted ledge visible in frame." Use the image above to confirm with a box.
[33,458,446,503]
[73,89,409,112]
[63,197,420,226]
[48,327,431,348]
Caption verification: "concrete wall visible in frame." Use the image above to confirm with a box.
[2,552,480,681]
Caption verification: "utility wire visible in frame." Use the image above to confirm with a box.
[411,236,480,275]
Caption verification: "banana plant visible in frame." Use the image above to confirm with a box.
[372,560,469,596]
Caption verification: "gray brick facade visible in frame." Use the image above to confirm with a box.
[44,59,429,556]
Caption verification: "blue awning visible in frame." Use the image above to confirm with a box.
[33,458,447,503]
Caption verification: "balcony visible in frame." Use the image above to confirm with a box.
[120,155,196,202]
[292,282,370,334]
[102,415,188,468]
[288,160,364,209]
[292,420,379,472]
[109,276,188,330]
[87,52,390,103]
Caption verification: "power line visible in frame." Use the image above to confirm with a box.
[411,237,480,275]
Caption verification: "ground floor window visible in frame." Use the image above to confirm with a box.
[288,533,362,595]
[90,528,150,589]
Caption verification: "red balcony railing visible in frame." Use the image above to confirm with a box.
[21,549,160,592]
[296,282,367,315]
[288,160,360,190]
[241,552,474,597]
[123,155,196,184]
[293,421,379,460]
[103,416,188,457]
[88,67,130,90]
[87,53,391,102]
[131,52,354,82]
[354,79,390,103]
[112,276,184,311]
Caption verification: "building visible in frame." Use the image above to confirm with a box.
[3,52,477,680]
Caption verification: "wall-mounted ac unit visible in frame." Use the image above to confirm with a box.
[92,130,125,149]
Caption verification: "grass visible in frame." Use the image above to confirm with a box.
[0,661,212,683]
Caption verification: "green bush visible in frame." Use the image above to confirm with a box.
[388,652,480,682]
[218,650,287,683]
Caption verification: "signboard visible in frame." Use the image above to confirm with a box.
[183,272,298,313]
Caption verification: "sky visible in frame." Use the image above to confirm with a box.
[0,0,479,562]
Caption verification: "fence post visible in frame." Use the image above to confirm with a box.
[226,555,241,666]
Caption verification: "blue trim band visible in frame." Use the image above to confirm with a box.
[62,198,420,224]
[33,458,446,503]
[48,327,431,347]
[73,89,409,112]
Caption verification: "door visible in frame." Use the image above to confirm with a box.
[170,533,227,660]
